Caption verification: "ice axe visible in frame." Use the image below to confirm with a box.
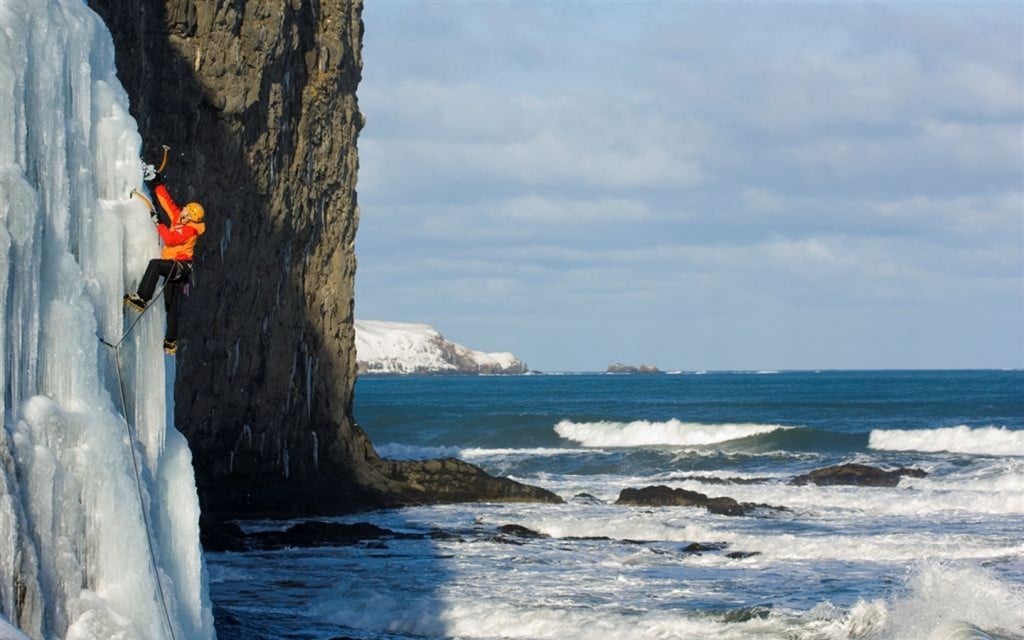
[137,143,171,184]
[130,188,155,213]
[156,144,170,173]
[131,144,171,217]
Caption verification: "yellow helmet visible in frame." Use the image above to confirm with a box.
[183,202,205,223]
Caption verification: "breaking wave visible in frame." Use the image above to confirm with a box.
[813,563,1024,640]
[869,426,1024,457]
[553,419,791,448]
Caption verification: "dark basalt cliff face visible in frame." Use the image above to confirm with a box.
[89,0,559,517]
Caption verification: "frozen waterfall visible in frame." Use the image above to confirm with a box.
[0,1,215,638]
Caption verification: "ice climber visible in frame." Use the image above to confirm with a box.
[124,171,206,355]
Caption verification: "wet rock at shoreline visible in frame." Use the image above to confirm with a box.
[498,524,550,539]
[252,521,397,549]
[199,520,249,553]
[671,475,774,485]
[202,520,406,552]
[790,463,927,487]
[681,542,729,554]
[378,457,565,505]
[726,551,761,560]
[615,485,782,516]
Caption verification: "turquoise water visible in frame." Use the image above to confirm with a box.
[359,369,1024,482]
[357,370,1024,441]
[209,371,1024,639]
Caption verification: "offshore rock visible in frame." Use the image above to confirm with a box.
[606,363,661,374]
[616,485,779,516]
[497,524,549,539]
[88,0,555,517]
[670,475,774,485]
[681,542,729,554]
[790,463,928,487]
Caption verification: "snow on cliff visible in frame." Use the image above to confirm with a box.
[0,1,214,638]
[355,320,527,374]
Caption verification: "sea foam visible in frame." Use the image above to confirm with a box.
[813,563,1024,640]
[869,426,1024,456]
[883,563,1024,639]
[554,419,789,447]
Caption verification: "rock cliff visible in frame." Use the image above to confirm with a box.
[88,0,557,517]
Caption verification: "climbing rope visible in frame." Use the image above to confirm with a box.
[102,273,170,350]
[99,280,179,640]
[106,343,179,640]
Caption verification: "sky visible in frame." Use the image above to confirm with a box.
[353,1,1024,372]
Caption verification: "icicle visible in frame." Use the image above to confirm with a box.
[0,1,215,638]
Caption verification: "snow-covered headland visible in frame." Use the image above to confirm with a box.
[355,320,527,375]
[0,1,214,638]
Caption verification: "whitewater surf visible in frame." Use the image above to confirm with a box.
[206,370,1024,639]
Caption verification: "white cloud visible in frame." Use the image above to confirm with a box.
[489,195,653,225]
[734,188,1023,242]
[356,2,1024,369]
[494,130,704,190]
[741,188,789,215]
[360,195,662,244]
[916,119,1024,172]
[362,82,708,192]
[947,61,1024,116]
[870,191,1024,238]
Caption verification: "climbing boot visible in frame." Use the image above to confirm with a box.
[123,293,146,312]
[163,339,177,356]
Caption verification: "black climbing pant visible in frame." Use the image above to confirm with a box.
[137,259,192,342]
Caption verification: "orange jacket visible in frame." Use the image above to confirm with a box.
[154,184,206,261]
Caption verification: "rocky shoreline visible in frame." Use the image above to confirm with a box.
[201,517,764,561]
[204,463,927,551]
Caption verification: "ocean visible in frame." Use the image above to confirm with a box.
[207,370,1024,639]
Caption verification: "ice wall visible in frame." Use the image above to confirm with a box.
[0,1,215,638]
